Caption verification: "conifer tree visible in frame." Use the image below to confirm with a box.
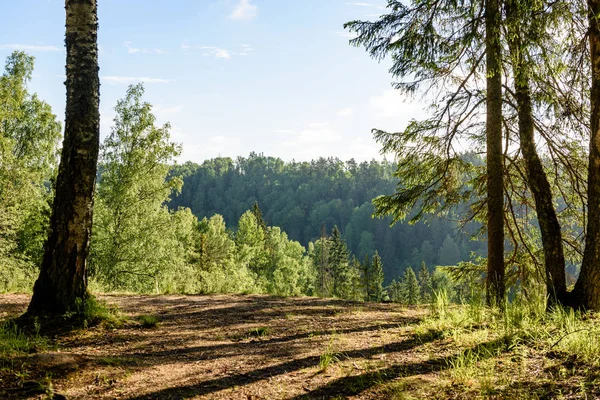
[418,262,433,303]
[347,257,365,301]
[328,225,350,298]
[251,201,268,235]
[361,254,371,300]
[403,267,421,305]
[368,251,385,302]
[318,224,330,296]
[388,279,403,303]
[345,0,505,307]
[313,238,333,297]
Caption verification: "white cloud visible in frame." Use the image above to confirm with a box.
[283,123,342,147]
[337,108,354,117]
[230,0,258,21]
[369,90,419,118]
[182,44,234,59]
[153,105,184,122]
[214,49,231,59]
[101,76,171,85]
[180,134,242,160]
[341,137,384,161]
[124,41,166,55]
[0,44,60,52]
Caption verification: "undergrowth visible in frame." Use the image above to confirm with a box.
[319,335,342,372]
[138,314,160,329]
[0,320,49,360]
[68,295,125,329]
[412,291,600,397]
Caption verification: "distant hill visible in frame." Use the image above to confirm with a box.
[170,153,486,282]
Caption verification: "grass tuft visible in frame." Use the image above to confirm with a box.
[0,320,49,359]
[319,337,341,372]
[137,314,160,329]
[248,326,269,338]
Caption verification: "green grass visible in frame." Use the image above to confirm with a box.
[0,320,53,396]
[412,295,600,397]
[51,295,125,331]
[137,314,160,329]
[0,320,49,359]
[319,336,341,372]
[248,326,269,338]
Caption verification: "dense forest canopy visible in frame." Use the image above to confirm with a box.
[169,154,486,282]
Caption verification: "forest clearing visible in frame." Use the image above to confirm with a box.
[1,294,599,399]
[5,0,600,398]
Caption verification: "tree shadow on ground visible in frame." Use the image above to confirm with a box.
[126,333,447,400]
[0,294,429,399]
[120,320,418,362]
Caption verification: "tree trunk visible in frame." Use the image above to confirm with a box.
[505,0,567,307]
[27,0,100,315]
[572,0,600,310]
[485,0,505,306]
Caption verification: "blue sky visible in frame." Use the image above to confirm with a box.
[1,0,423,162]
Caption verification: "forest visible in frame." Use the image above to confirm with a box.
[2,0,600,398]
[170,154,487,282]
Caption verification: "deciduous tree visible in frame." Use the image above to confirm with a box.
[28,0,100,315]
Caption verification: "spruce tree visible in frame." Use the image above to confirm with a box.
[328,225,350,298]
[251,201,268,235]
[361,254,371,300]
[388,279,403,303]
[368,251,385,302]
[403,267,421,305]
[348,257,365,301]
[418,262,433,303]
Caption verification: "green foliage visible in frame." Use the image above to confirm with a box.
[418,262,433,303]
[329,226,350,298]
[403,267,421,305]
[248,326,269,338]
[311,232,332,297]
[89,84,194,293]
[367,251,385,302]
[0,320,48,359]
[170,154,482,284]
[388,279,403,303]
[267,227,315,297]
[319,336,341,372]
[251,201,268,234]
[438,236,461,266]
[0,55,485,303]
[195,214,256,294]
[71,296,125,329]
[138,314,159,329]
[0,52,61,292]
[236,210,268,285]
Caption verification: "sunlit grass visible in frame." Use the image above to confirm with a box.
[415,293,600,396]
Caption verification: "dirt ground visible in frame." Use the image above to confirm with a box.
[0,294,443,399]
[0,294,597,399]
